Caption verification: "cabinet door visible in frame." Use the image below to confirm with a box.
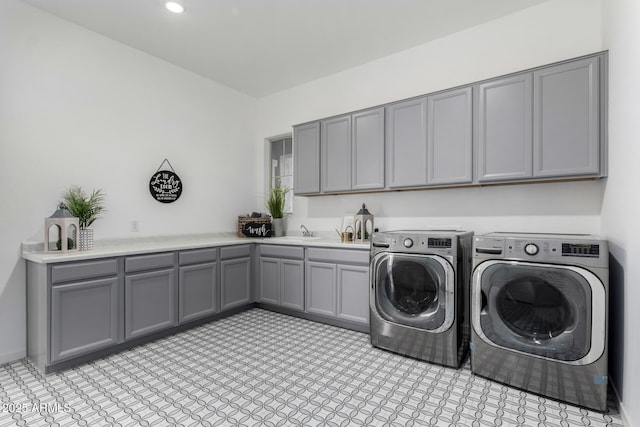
[281,259,304,311]
[125,269,175,340]
[336,265,370,325]
[259,257,280,305]
[220,257,251,311]
[305,262,336,317]
[352,107,385,190]
[386,97,428,188]
[321,115,352,192]
[293,122,321,194]
[427,87,473,185]
[51,277,119,363]
[533,56,600,177]
[179,262,217,324]
[477,73,533,182]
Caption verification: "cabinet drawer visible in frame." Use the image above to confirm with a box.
[51,259,118,284]
[306,248,369,265]
[259,245,304,260]
[220,245,251,260]
[179,248,217,266]
[125,253,174,273]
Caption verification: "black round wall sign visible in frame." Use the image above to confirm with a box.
[149,170,182,203]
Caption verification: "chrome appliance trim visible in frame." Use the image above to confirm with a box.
[471,259,606,366]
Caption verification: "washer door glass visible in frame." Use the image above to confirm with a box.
[476,261,592,361]
[374,253,454,331]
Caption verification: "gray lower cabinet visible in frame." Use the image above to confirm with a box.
[533,56,602,178]
[305,262,337,317]
[50,277,119,363]
[178,248,218,324]
[258,245,304,311]
[336,264,369,324]
[220,245,251,311]
[476,73,533,182]
[26,258,123,371]
[125,268,176,340]
[293,122,321,195]
[124,252,176,340]
[305,248,369,326]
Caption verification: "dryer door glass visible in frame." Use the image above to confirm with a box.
[478,262,592,361]
[373,253,454,331]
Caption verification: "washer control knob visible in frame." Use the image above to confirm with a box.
[524,243,539,256]
[403,238,414,248]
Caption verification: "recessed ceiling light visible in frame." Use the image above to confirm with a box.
[165,2,185,14]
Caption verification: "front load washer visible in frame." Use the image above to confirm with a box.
[471,233,609,411]
[370,230,473,368]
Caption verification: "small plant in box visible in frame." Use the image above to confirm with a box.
[61,185,105,250]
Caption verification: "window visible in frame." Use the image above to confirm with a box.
[269,136,293,214]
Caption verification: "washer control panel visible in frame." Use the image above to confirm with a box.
[524,243,539,256]
[371,231,466,256]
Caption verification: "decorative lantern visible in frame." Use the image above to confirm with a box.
[45,204,79,253]
[354,203,374,243]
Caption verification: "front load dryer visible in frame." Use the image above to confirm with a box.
[370,230,473,368]
[470,233,609,411]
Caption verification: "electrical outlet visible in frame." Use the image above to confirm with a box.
[131,220,139,232]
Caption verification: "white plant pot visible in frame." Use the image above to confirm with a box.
[271,218,285,237]
[79,228,94,250]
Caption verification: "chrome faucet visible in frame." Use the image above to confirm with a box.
[300,224,313,237]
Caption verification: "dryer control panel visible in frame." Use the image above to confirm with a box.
[473,233,608,268]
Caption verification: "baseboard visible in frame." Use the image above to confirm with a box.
[611,381,632,427]
[0,350,26,366]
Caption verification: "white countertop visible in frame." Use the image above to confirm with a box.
[22,233,370,264]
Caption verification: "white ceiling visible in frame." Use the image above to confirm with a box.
[19,0,550,98]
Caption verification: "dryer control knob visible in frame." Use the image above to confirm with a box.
[524,243,539,255]
[403,238,414,248]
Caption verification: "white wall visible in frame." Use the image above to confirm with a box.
[0,0,256,363]
[254,0,605,237]
[601,1,640,425]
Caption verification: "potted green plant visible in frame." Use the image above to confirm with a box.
[61,185,105,250]
[266,184,289,237]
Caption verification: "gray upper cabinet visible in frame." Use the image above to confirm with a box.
[50,276,119,363]
[386,97,428,188]
[321,115,352,192]
[320,107,385,193]
[294,52,606,193]
[293,122,321,195]
[427,87,473,185]
[352,107,385,190]
[533,56,601,178]
[477,73,533,182]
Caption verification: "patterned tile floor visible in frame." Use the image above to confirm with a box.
[0,309,624,426]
